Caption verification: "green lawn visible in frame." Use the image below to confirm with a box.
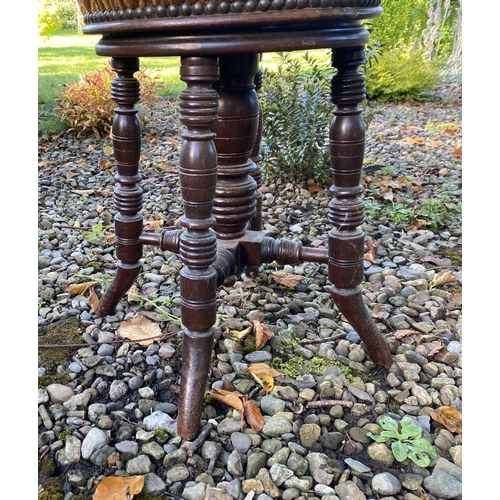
[38,30,184,135]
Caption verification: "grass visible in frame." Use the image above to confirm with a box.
[38,29,185,135]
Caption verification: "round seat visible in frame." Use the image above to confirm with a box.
[79,0,382,55]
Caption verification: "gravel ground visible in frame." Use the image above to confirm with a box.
[38,83,463,500]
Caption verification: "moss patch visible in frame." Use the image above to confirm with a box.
[38,317,84,389]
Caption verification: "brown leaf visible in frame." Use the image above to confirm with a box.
[241,395,265,432]
[393,329,420,339]
[430,406,462,434]
[307,179,321,193]
[252,320,273,350]
[88,287,100,312]
[364,238,381,264]
[371,303,390,320]
[93,475,144,500]
[146,219,164,229]
[106,232,116,245]
[209,388,245,414]
[430,270,459,289]
[226,325,253,341]
[427,341,446,359]
[406,136,425,145]
[243,363,281,394]
[117,315,163,346]
[68,281,99,296]
[453,148,462,157]
[271,271,304,287]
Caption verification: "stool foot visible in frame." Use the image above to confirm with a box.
[96,262,141,317]
[177,329,215,440]
[330,285,393,368]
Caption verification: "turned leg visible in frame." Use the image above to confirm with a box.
[212,53,260,240]
[328,47,392,368]
[97,57,143,317]
[177,56,219,439]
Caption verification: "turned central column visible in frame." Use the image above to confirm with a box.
[177,56,219,439]
[212,53,260,239]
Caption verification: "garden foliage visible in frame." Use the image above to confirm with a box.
[259,51,333,186]
[56,64,163,137]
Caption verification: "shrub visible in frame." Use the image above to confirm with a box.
[364,45,441,101]
[56,63,163,137]
[260,51,333,185]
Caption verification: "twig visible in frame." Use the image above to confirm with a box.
[207,443,222,474]
[306,400,354,409]
[298,332,345,345]
[186,422,214,457]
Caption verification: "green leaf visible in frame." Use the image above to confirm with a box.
[379,415,399,434]
[407,447,431,468]
[410,438,438,458]
[391,441,409,462]
[400,417,423,440]
[367,431,390,443]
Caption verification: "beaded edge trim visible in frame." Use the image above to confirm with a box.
[83,0,381,24]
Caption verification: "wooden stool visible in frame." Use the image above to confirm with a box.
[77,0,393,439]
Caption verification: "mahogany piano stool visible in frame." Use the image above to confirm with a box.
[77,0,393,440]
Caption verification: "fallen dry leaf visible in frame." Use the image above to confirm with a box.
[209,387,264,432]
[243,363,281,394]
[210,387,244,413]
[427,341,446,359]
[93,475,144,500]
[430,406,462,434]
[307,179,321,193]
[364,238,381,264]
[430,270,459,289]
[406,136,426,145]
[146,219,164,229]
[88,287,100,312]
[271,271,304,287]
[117,315,163,346]
[371,303,390,320]
[241,395,265,432]
[393,329,420,339]
[226,325,253,340]
[67,281,99,296]
[252,320,273,350]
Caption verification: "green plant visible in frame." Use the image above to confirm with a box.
[56,63,163,137]
[127,291,181,325]
[367,415,437,467]
[260,51,333,185]
[83,222,108,244]
[364,46,441,101]
[416,197,453,230]
[38,0,64,40]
